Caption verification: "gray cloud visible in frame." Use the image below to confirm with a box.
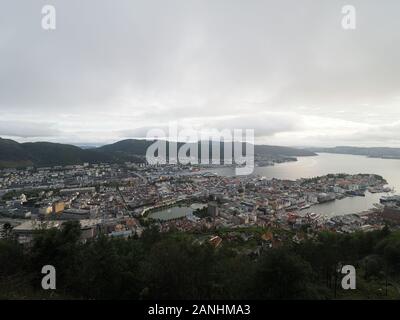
[0,0,399,145]
[0,120,60,138]
[118,113,301,140]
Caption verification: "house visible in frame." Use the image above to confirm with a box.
[13,220,63,244]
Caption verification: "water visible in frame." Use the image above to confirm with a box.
[148,203,206,221]
[202,153,400,216]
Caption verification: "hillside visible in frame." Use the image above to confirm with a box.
[0,138,115,168]
[255,145,315,157]
[98,139,316,157]
[21,142,115,167]
[0,138,316,168]
[97,139,153,155]
[0,138,34,168]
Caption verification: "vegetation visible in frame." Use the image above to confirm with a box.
[0,137,315,168]
[0,138,119,168]
[0,222,400,299]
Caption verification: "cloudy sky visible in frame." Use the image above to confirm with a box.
[1,0,400,146]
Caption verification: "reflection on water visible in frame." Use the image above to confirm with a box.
[148,203,206,221]
[301,192,382,217]
[148,206,192,221]
[203,153,400,216]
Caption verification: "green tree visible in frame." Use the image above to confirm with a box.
[141,238,217,299]
[30,221,82,295]
[0,222,13,240]
[251,247,318,299]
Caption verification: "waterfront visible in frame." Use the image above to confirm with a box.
[203,153,400,216]
[1,154,395,240]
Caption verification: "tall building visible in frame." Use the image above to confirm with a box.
[207,202,219,217]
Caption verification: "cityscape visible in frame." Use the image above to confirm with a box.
[2,0,400,309]
[2,151,400,300]
[0,161,395,244]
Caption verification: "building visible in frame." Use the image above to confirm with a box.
[39,205,53,215]
[208,235,222,247]
[207,202,219,217]
[13,219,101,244]
[382,206,400,223]
[13,220,63,244]
[60,208,91,220]
[59,187,96,195]
[237,213,249,224]
[52,201,65,214]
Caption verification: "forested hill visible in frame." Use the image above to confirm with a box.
[0,137,315,168]
[0,138,116,168]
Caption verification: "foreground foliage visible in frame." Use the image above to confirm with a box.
[0,222,399,299]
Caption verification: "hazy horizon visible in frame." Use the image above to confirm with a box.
[2,135,400,151]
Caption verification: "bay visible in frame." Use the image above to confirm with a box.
[203,153,400,217]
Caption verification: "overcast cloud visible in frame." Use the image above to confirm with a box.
[1,0,400,146]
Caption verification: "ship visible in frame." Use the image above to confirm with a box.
[346,190,365,197]
[380,195,400,204]
[307,212,321,220]
[299,204,311,210]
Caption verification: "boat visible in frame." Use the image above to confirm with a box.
[346,190,365,197]
[308,212,321,220]
[380,195,400,204]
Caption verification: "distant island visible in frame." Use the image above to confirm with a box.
[308,146,400,159]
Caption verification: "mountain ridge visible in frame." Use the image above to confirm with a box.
[0,137,316,168]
